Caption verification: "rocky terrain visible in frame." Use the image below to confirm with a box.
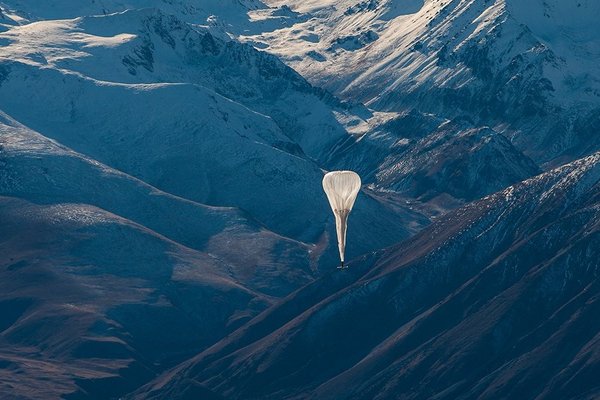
[0,1,598,398]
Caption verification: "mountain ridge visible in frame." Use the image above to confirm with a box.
[1,1,599,398]
[244,0,600,166]
[131,151,600,399]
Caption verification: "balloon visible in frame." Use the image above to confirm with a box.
[322,171,361,268]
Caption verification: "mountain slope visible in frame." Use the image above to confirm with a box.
[327,111,541,204]
[0,195,275,400]
[0,109,325,398]
[0,9,429,265]
[0,111,321,295]
[0,3,546,207]
[0,9,431,396]
[2,2,599,399]
[134,152,600,400]
[244,0,600,165]
[0,0,261,23]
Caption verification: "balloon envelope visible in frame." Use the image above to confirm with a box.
[322,171,361,264]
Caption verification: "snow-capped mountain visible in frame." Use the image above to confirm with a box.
[243,0,600,165]
[0,6,428,398]
[0,0,260,23]
[0,1,548,206]
[133,151,600,400]
[0,7,429,260]
[1,0,599,399]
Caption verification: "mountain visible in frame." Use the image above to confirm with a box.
[0,7,429,264]
[0,7,429,398]
[0,111,319,295]
[0,0,261,23]
[133,152,600,399]
[0,194,273,400]
[327,111,541,204]
[244,0,600,166]
[0,108,324,398]
[0,0,547,207]
[1,1,599,399]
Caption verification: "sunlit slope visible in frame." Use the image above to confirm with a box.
[245,0,600,165]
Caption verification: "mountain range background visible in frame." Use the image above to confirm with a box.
[0,0,599,399]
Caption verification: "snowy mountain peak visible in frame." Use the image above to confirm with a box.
[242,0,600,165]
[2,1,600,399]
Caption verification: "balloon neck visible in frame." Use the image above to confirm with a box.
[335,209,350,218]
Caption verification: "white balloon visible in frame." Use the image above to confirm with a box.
[322,171,361,267]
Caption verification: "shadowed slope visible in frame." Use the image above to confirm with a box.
[134,152,600,400]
